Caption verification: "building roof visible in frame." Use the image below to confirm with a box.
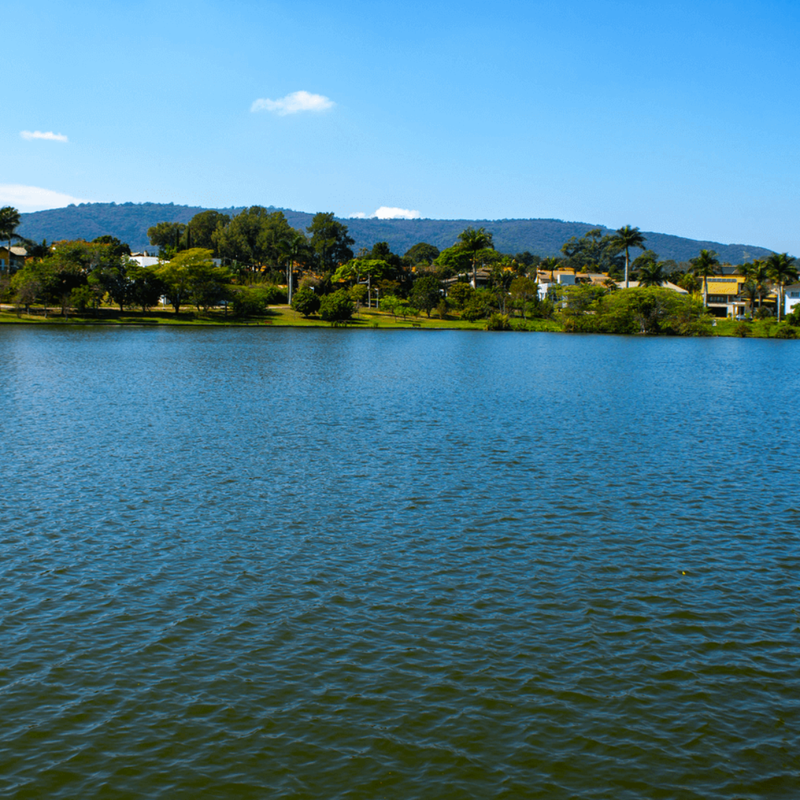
[614,280,688,294]
[704,278,743,295]
[0,246,27,257]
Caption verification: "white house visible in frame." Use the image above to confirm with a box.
[784,283,800,317]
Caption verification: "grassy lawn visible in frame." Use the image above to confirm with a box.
[0,304,561,331]
[1,304,791,337]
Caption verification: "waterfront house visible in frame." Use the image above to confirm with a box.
[784,283,800,317]
[701,275,748,317]
[0,246,27,273]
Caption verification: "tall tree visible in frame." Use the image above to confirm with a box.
[612,225,646,288]
[187,210,231,253]
[635,258,667,287]
[457,227,494,289]
[738,259,770,310]
[404,242,440,266]
[0,206,22,274]
[690,249,720,308]
[148,221,187,258]
[307,213,354,274]
[766,252,798,322]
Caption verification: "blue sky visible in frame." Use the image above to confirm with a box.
[5,0,800,252]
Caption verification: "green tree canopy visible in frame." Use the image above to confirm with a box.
[457,227,494,289]
[0,206,22,273]
[187,210,231,253]
[404,242,440,266]
[319,288,354,323]
[410,275,441,317]
[307,213,354,273]
[766,252,798,321]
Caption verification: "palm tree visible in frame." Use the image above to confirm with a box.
[739,280,759,317]
[540,256,560,283]
[636,260,667,287]
[458,227,494,289]
[0,206,22,275]
[283,232,307,304]
[738,259,770,310]
[766,252,798,321]
[612,225,646,288]
[690,249,720,308]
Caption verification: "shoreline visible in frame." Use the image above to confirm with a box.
[0,308,793,338]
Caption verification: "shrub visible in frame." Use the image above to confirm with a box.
[774,323,798,339]
[754,306,774,320]
[291,287,320,317]
[319,289,354,323]
[734,321,750,338]
[261,284,288,305]
[231,287,267,317]
[485,313,512,331]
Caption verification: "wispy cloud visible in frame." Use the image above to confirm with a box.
[20,130,68,142]
[0,184,88,211]
[251,91,334,116]
[350,207,421,220]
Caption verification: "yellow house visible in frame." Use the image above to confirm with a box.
[0,245,27,273]
[703,275,747,317]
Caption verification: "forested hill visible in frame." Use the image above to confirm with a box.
[17,202,774,264]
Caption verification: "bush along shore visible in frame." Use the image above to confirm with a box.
[1,205,798,337]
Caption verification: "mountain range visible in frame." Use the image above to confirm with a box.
[17,202,774,265]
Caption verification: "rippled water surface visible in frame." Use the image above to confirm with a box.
[1,327,799,799]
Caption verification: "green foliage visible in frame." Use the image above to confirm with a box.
[308,212,354,273]
[773,322,798,339]
[231,286,268,317]
[404,242,440,265]
[612,225,647,285]
[409,275,441,317]
[92,235,131,257]
[447,281,474,309]
[754,305,774,320]
[70,285,95,314]
[319,289,354,323]
[187,210,230,253]
[561,227,624,274]
[379,294,414,319]
[212,207,299,276]
[291,287,321,317]
[332,258,389,285]
[148,221,186,258]
[733,321,750,337]
[785,303,800,326]
[485,313,512,331]
[690,249,720,306]
[563,286,711,335]
[128,266,165,312]
[461,289,495,321]
[349,284,368,306]
[509,276,538,318]
[155,248,230,313]
[17,203,778,265]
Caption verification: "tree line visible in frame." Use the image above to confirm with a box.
[3,202,798,333]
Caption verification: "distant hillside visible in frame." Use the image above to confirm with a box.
[17,202,775,265]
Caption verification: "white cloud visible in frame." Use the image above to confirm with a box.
[0,184,88,211]
[374,206,421,220]
[251,90,335,116]
[348,207,422,220]
[20,130,68,142]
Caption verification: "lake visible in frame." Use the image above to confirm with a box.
[1,327,798,799]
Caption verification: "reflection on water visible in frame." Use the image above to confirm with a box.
[1,327,798,798]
